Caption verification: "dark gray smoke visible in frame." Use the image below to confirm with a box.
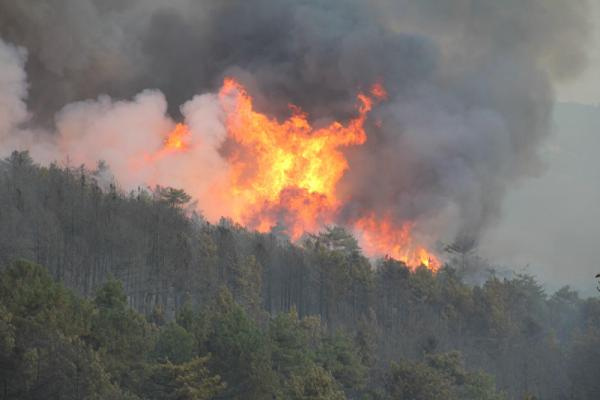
[0,0,591,248]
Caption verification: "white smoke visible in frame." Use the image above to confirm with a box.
[0,39,233,222]
[55,90,173,185]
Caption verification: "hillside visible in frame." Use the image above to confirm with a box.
[1,151,599,399]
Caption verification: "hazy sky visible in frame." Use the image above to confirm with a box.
[480,102,600,295]
[557,0,600,105]
[481,2,600,294]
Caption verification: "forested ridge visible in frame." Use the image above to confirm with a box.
[1,151,599,400]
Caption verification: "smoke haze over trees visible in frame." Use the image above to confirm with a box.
[0,0,593,254]
[481,102,600,293]
[1,1,599,398]
[1,153,600,399]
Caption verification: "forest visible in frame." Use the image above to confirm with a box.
[1,151,599,400]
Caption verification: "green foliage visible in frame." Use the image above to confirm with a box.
[143,356,224,400]
[232,255,263,318]
[270,308,315,377]
[95,276,128,309]
[202,288,276,399]
[0,304,15,355]
[0,261,128,399]
[567,300,600,399]
[90,278,155,393]
[386,359,453,400]
[175,300,196,332]
[384,352,504,400]
[316,332,367,393]
[0,158,599,399]
[155,186,192,208]
[154,322,196,364]
[313,225,361,257]
[288,365,346,400]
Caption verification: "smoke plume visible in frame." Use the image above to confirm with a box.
[0,0,591,254]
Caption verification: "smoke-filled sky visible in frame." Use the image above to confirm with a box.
[481,102,600,295]
[0,0,598,290]
[556,0,600,105]
[480,1,600,293]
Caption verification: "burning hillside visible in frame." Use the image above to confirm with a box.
[0,0,589,273]
[146,78,440,269]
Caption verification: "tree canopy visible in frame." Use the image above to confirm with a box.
[1,153,599,399]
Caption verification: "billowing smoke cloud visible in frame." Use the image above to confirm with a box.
[0,0,591,251]
[54,89,231,221]
[0,39,28,140]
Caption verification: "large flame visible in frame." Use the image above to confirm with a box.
[156,78,440,270]
[218,78,375,239]
[355,214,441,271]
[164,123,191,152]
[146,123,191,162]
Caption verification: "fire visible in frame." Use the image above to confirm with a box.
[370,82,388,100]
[218,77,375,239]
[164,123,190,151]
[355,214,441,271]
[154,78,441,271]
[146,123,191,162]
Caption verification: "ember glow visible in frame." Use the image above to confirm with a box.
[151,78,440,270]
[144,123,191,163]
[164,123,190,152]
[355,214,441,271]
[218,78,372,240]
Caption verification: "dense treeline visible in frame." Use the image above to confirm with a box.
[0,260,505,400]
[1,151,599,399]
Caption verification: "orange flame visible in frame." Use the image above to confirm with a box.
[154,78,441,271]
[146,123,191,163]
[164,123,190,152]
[218,77,375,238]
[370,82,388,100]
[354,214,441,271]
